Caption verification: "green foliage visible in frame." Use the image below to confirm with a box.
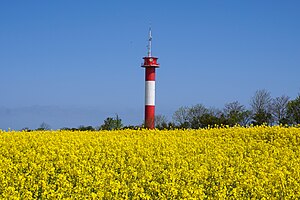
[287,95,300,124]
[100,115,123,130]
[78,126,95,131]
[36,122,51,131]
[224,101,252,126]
[173,103,251,129]
[252,109,273,126]
[250,89,273,125]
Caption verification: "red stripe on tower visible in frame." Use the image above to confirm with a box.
[141,27,160,129]
[145,67,155,81]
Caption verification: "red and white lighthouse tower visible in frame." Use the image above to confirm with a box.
[141,28,160,129]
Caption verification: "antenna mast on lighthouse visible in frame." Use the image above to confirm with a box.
[147,27,152,57]
[141,27,160,129]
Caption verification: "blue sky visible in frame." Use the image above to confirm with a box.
[0,0,299,130]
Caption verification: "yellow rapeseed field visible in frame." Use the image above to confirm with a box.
[0,126,300,199]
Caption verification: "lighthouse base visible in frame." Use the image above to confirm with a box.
[145,105,155,129]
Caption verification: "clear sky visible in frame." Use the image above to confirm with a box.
[1,0,299,130]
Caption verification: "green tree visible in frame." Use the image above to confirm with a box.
[188,104,208,129]
[287,95,300,125]
[198,108,226,128]
[224,101,252,126]
[100,114,123,130]
[252,110,272,126]
[78,126,95,131]
[250,89,273,125]
[36,122,51,131]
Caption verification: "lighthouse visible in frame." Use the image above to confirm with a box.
[141,28,160,129]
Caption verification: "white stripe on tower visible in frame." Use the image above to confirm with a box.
[145,81,155,106]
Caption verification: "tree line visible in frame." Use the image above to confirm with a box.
[21,89,300,131]
[22,115,125,132]
[156,89,300,129]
